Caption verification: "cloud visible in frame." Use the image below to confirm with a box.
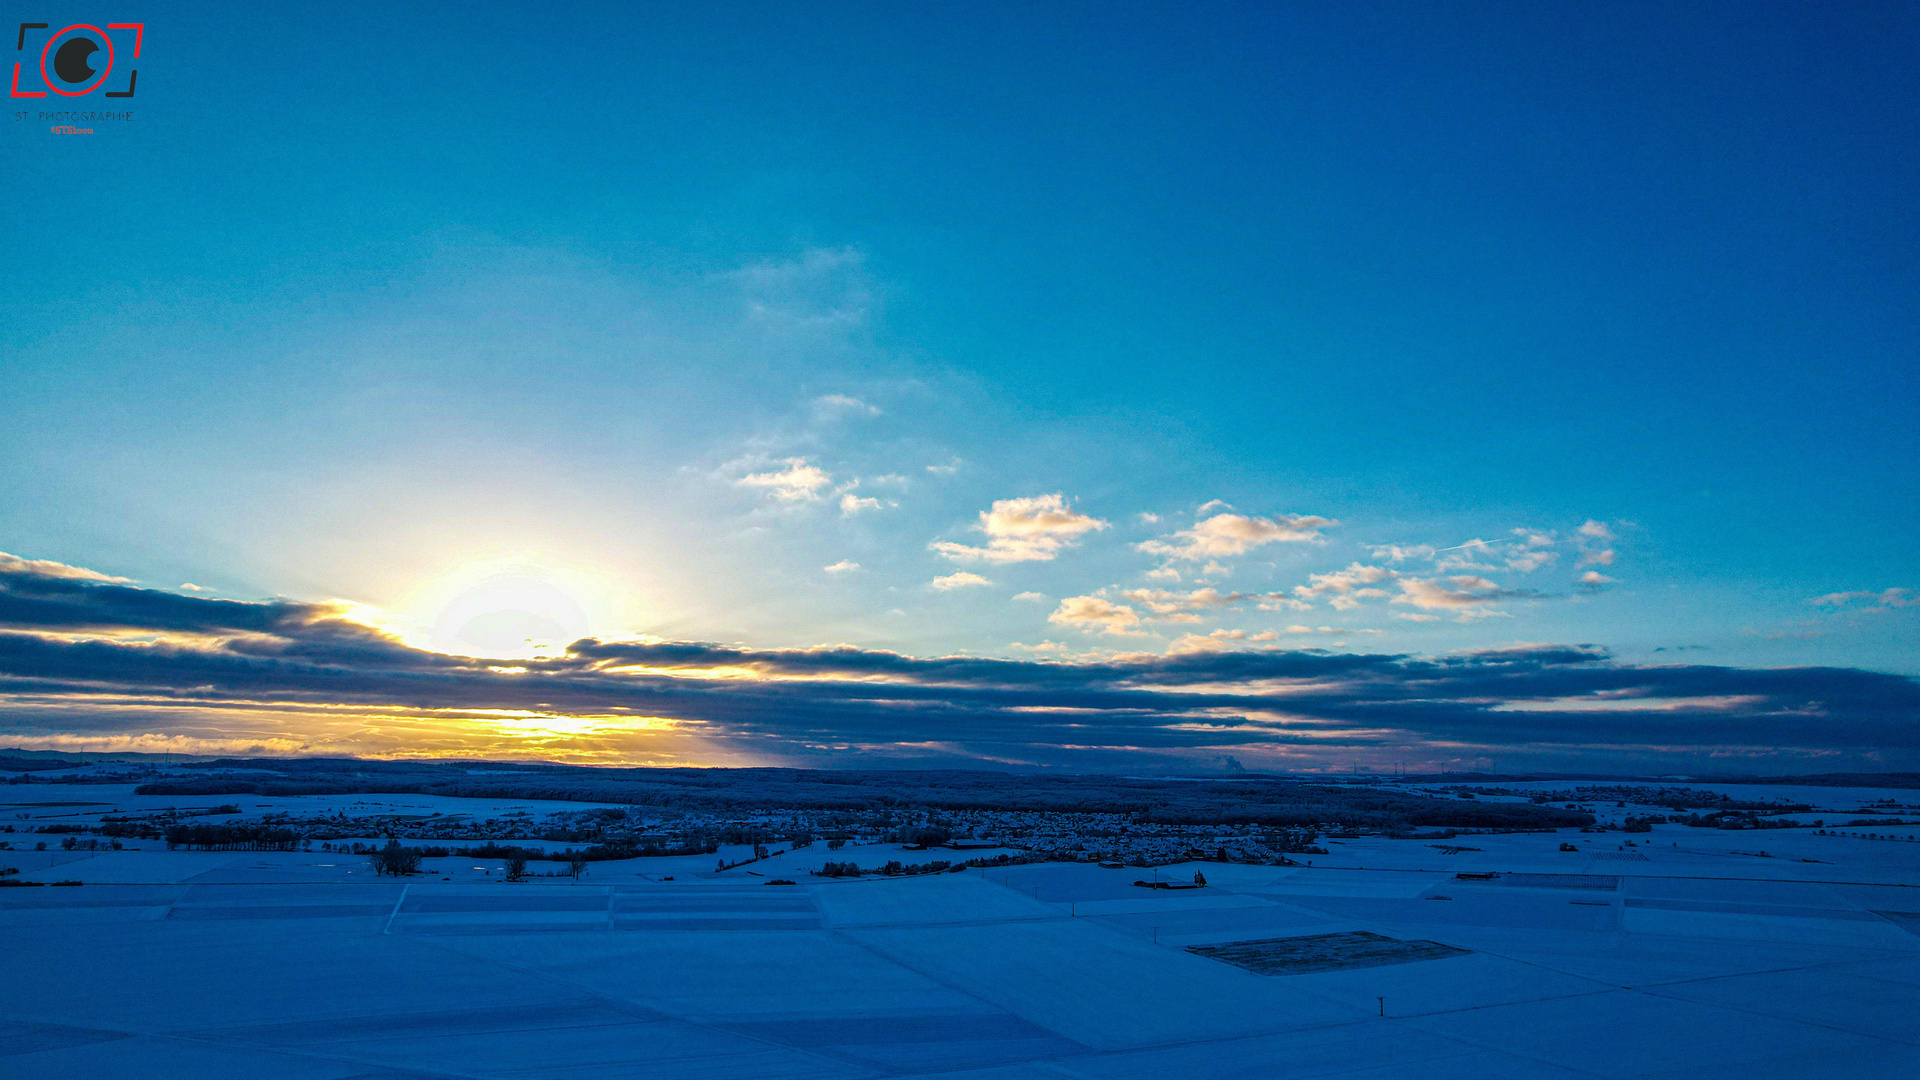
[3,555,1917,772]
[1257,595,1313,612]
[1144,566,1181,582]
[1577,520,1617,566]
[1138,512,1162,524]
[1435,540,1501,572]
[1008,640,1072,654]
[179,583,209,592]
[735,458,833,503]
[812,394,881,418]
[1293,563,1395,604]
[1577,571,1616,591]
[1506,549,1559,573]
[931,572,992,591]
[1370,545,1435,563]
[1393,575,1543,611]
[932,494,1109,564]
[1196,500,1234,514]
[1011,591,1048,603]
[0,552,129,584]
[925,459,962,475]
[1048,595,1143,635]
[839,493,885,515]
[1138,513,1337,561]
[1810,588,1917,610]
[823,561,860,574]
[731,247,872,327]
[1118,587,1246,619]
[1168,629,1256,654]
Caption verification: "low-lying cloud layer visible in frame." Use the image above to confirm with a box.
[1,555,1915,772]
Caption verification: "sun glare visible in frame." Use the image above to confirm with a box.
[392,557,623,659]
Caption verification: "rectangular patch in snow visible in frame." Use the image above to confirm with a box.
[1188,931,1469,975]
[1624,898,1883,921]
[1496,873,1621,890]
[166,904,393,920]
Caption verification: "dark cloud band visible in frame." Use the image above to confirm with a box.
[1,558,1915,769]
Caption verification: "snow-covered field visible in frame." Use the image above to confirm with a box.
[4,786,1919,1078]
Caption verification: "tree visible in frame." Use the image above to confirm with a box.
[566,854,588,879]
[503,855,528,881]
[369,839,422,876]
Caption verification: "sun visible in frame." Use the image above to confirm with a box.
[397,558,615,659]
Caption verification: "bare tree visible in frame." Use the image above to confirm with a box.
[369,839,422,876]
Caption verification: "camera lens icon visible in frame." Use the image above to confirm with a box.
[41,25,113,97]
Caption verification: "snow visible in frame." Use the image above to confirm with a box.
[4,783,1920,1077]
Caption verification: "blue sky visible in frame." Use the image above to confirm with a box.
[1,3,1914,769]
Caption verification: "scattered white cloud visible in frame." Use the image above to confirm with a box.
[823,560,860,574]
[1196,499,1234,514]
[1577,570,1616,591]
[1293,563,1394,603]
[0,552,129,583]
[931,571,992,591]
[839,493,884,515]
[1167,629,1249,654]
[1048,595,1144,635]
[1392,575,1538,612]
[1577,520,1617,566]
[1507,549,1559,573]
[179,582,208,592]
[1370,544,1435,563]
[735,457,833,503]
[1119,587,1245,620]
[1395,612,1441,622]
[1138,512,1161,524]
[811,393,881,417]
[1009,640,1072,653]
[1435,540,1501,572]
[932,494,1109,564]
[1258,595,1313,611]
[1011,591,1048,603]
[925,459,962,475]
[1144,566,1182,582]
[1137,512,1337,561]
[1810,587,1917,610]
[731,247,872,327]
